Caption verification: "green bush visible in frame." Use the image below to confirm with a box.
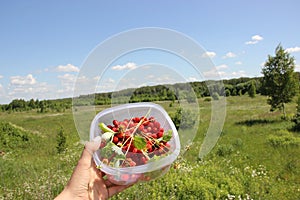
[170,108,197,129]
[56,127,66,154]
[267,130,300,148]
[216,144,234,157]
[204,97,212,102]
[292,95,300,131]
[211,92,220,100]
[0,122,31,151]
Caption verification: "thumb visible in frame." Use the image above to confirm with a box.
[80,136,101,165]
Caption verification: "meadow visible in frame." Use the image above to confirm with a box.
[0,95,299,199]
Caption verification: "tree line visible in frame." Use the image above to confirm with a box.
[0,75,281,112]
[1,45,299,116]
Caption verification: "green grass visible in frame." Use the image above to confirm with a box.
[0,95,299,199]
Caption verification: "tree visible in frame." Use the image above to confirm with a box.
[56,126,66,153]
[248,81,256,98]
[261,44,297,119]
[292,95,300,131]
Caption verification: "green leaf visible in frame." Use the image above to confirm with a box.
[99,122,115,133]
[133,135,147,150]
[162,130,173,142]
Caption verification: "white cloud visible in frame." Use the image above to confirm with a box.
[202,51,216,58]
[96,78,117,92]
[222,52,236,59]
[203,64,248,80]
[245,35,263,45]
[216,64,228,70]
[57,73,78,94]
[0,75,3,79]
[187,77,201,82]
[231,70,247,77]
[10,74,36,85]
[111,62,137,70]
[285,46,300,53]
[55,64,80,72]
[235,61,242,65]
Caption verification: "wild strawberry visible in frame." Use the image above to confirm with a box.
[132,148,138,153]
[141,156,148,164]
[107,125,113,129]
[138,124,144,131]
[113,136,119,143]
[157,131,163,138]
[154,121,161,128]
[133,117,140,123]
[116,132,124,138]
[143,120,150,126]
[113,120,119,127]
[147,126,152,132]
[129,160,136,167]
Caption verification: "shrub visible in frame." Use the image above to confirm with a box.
[216,144,234,157]
[267,130,300,148]
[292,95,300,131]
[204,97,212,102]
[56,127,66,154]
[170,108,197,129]
[212,92,220,100]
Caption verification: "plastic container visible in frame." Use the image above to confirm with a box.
[90,102,180,185]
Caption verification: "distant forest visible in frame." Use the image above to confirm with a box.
[1,74,299,113]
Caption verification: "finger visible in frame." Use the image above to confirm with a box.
[77,136,101,168]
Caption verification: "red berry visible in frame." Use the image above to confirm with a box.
[138,124,144,131]
[129,161,136,166]
[151,133,157,139]
[141,156,147,164]
[113,136,119,143]
[133,117,140,123]
[116,132,124,138]
[146,143,152,150]
[147,127,152,132]
[157,131,163,138]
[143,121,150,126]
[165,142,171,148]
[113,120,119,126]
[107,125,113,129]
[148,122,154,128]
[132,148,138,153]
[154,121,161,128]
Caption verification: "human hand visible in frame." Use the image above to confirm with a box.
[55,136,134,200]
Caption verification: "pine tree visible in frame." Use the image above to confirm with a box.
[248,81,256,98]
[56,126,66,153]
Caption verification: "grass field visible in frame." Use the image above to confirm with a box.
[0,95,299,199]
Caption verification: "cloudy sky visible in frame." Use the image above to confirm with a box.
[0,0,300,104]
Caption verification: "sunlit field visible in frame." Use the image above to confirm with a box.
[0,95,299,199]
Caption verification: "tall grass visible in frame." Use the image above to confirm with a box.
[0,95,299,199]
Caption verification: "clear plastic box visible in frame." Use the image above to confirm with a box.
[90,102,180,185]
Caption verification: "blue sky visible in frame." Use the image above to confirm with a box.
[0,0,300,104]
